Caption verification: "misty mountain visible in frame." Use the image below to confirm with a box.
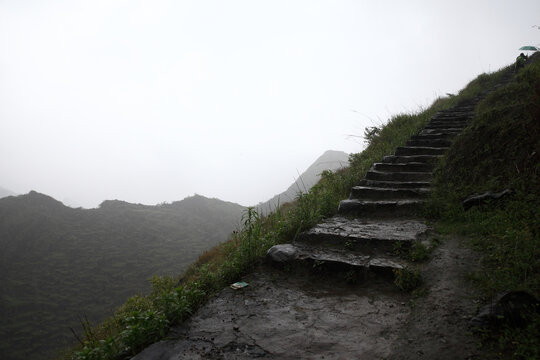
[0,186,16,199]
[256,150,349,214]
[0,191,245,360]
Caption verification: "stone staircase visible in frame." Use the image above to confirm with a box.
[267,94,497,275]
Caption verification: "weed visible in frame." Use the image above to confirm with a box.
[344,269,359,284]
[408,243,430,262]
[393,267,422,292]
[344,239,355,251]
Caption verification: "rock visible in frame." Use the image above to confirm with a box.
[266,244,298,263]
[470,291,540,329]
[462,189,512,211]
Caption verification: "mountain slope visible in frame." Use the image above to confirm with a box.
[0,186,16,199]
[0,192,245,360]
[256,150,349,213]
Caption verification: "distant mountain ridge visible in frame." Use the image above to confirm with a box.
[0,186,16,199]
[0,191,245,360]
[256,150,349,213]
[0,149,351,359]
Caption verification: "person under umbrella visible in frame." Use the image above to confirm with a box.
[515,53,527,71]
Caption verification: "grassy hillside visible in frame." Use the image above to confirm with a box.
[0,192,245,360]
[427,54,540,358]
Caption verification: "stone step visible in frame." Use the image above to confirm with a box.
[382,154,442,164]
[373,162,433,173]
[295,216,428,254]
[405,138,452,147]
[358,179,431,189]
[432,113,473,120]
[269,244,408,273]
[419,128,462,135]
[427,118,468,124]
[409,133,454,140]
[338,199,425,218]
[365,170,432,182]
[394,146,448,156]
[429,118,468,125]
[424,123,467,130]
[350,186,430,200]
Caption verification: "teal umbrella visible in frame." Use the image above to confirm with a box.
[519,46,538,51]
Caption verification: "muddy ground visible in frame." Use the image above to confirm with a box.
[133,236,492,359]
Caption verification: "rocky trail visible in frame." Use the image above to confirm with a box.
[133,74,514,359]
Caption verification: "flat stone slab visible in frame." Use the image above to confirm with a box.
[358,179,432,189]
[267,242,408,271]
[295,245,407,270]
[365,170,432,182]
[297,216,428,249]
[373,162,433,173]
[338,199,425,218]
[382,155,442,164]
[394,146,449,156]
[350,186,430,200]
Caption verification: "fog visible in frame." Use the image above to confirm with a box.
[1,0,539,208]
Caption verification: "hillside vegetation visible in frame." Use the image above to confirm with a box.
[428,54,540,358]
[0,193,245,360]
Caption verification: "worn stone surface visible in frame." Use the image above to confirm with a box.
[373,162,433,173]
[266,244,298,263]
[338,199,425,218]
[365,170,432,182]
[382,154,442,164]
[350,186,430,200]
[394,146,449,156]
[357,179,431,189]
[405,138,453,147]
[298,216,428,244]
[132,266,411,360]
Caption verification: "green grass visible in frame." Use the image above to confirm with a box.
[427,55,540,358]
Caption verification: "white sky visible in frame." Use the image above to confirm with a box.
[1,0,539,208]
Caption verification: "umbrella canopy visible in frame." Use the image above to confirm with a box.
[519,46,539,51]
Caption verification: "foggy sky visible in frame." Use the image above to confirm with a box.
[1,0,539,208]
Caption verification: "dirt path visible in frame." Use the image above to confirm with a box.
[388,235,491,360]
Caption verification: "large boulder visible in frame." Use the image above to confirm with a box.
[266,244,298,263]
[470,291,540,329]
